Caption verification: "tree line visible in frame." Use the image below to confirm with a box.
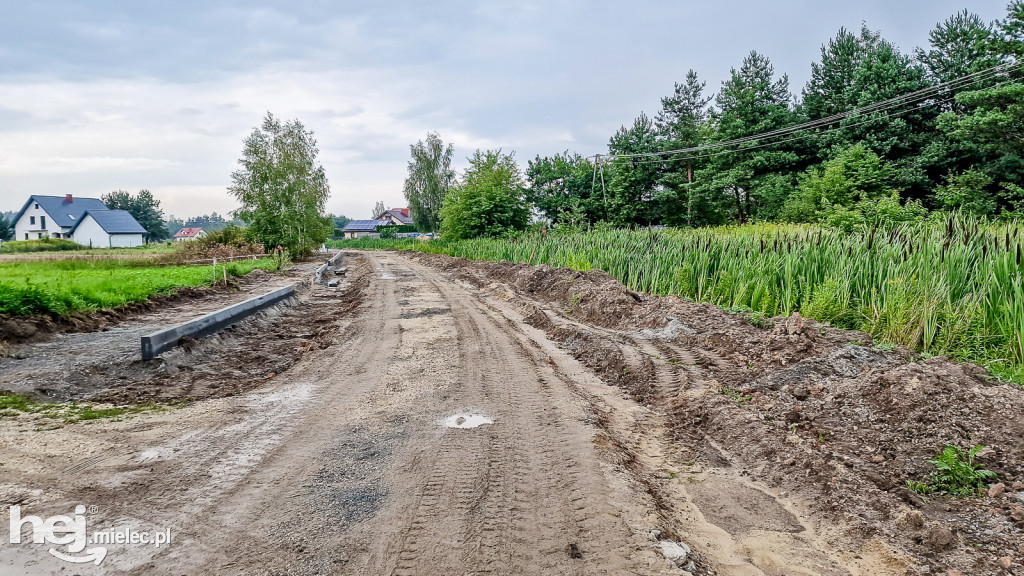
[405,3,1023,237]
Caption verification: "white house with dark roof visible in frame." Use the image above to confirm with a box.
[13,194,108,240]
[12,195,147,247]
[70,210,147,247]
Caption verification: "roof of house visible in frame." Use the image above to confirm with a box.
[342,219,390,232]
[383,209,413,224]
[69,210,148,235]
[174,227,205,238]
[13,195,109,228]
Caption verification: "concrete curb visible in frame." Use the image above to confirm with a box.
[141,285,297,360]
[313,250,344,285]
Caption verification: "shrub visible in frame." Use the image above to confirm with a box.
[0,239,83,254]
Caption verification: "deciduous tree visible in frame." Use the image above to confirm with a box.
[440,150,528,240]
[102,189,168,242]
[229,112,333,257]
[403,132,455,232]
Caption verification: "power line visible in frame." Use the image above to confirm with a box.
[595,61,1021,164]
[607,76,1021,168]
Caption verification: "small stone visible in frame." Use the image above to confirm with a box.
[658,540,691,568]
[1010,506,1024,522]
[947,570,964,576]
[1013,481,1023,490]
[871,456,885,463]
[897,510,925,530]
[924,525,956,551]
[989,483,1006,498]
[785,434,802,444]
[784,458,796,466]
[998,556,1012,569]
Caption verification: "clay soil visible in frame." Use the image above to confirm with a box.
[0,250,1021,576]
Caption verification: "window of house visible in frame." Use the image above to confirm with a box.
[24,233,29,240]
[34,203,39,209]
[30,216,35,225]
[40,216,46,229]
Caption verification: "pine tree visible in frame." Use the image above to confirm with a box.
[694,51,799,222]
[606,113,661,226]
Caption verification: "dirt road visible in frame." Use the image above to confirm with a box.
[2,251,1020,575]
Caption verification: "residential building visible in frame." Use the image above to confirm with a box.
[12,195,148,247]
[69,210,148,248]
[379,208,413,225]
[12,195,108,240]
[341,219,390,239]
[174,227,207,241]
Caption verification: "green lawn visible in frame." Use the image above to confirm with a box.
[0,258,277,316]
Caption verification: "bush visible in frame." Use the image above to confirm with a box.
[0,239,83,254]
[164,225,265,263]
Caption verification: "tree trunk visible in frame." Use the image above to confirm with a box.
[733,188,745,224]
[686,162,692,227]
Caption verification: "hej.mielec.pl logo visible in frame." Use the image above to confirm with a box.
[8,505,172,565]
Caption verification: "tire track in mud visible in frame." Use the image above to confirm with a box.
[421,257,910,576]
[343,255,665,576]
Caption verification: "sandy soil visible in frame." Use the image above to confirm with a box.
[0,251,1021,575]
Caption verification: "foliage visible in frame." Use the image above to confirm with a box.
[0,258,276,316]
[166,225,265,262]
[916,10,1003,89]
[0,238,83,253]
[229,112,333,258]
[605,113,662,226]
[907,445,998,496]
[372,201,387,220]
[396,4,1024,234]
[526,152,600,226]
[327,213,352,238]
[784,143,896,217]
[936,169,997,215]
[404,132,455,232]
[102,189,168,242]
[440,149,529,240]
[692,51,800,223]
[0,212,12,242]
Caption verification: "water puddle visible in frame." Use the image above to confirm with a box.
[443,413,493,429]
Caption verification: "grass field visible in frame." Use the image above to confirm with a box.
[0,258,277,316]
[336,215,1024,382]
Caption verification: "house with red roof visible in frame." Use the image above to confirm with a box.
[173,227,207,241]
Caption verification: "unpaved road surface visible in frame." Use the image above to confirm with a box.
[2,251,1022,575]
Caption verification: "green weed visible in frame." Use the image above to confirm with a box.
[907,445,998,496]
[0,392,173,423]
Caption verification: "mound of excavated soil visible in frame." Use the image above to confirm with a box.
[410,250,1024,576]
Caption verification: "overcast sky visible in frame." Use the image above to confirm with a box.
[0,0,1011,220]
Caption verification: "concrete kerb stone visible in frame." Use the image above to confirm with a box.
[140,285,298,360]
[313,250,344,285]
